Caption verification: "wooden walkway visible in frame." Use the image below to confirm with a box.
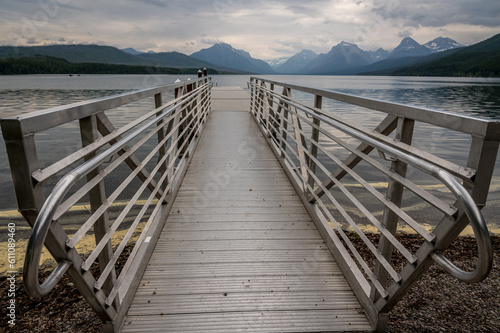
[121,87,372,332]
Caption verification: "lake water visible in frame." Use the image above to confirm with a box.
[1,74,500,234]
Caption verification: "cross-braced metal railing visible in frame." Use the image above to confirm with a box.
[1,75,212,332]
[249,76,500,331]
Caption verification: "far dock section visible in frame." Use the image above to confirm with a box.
[121,87,372,332]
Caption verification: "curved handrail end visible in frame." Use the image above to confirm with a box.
[23,260,72,298]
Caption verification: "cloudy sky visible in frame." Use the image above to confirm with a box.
[1,0,499,60]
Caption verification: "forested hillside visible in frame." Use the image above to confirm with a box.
[0,56,219,75]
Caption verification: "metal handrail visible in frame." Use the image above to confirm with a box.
[23,83,210,297]
[250,77,500,140]
[250,82,493,283]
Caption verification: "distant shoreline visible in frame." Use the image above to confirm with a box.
[0,55,228,75]
[1,55,498,78]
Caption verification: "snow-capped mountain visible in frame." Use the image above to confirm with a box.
[190,43,275,74]
[366,48,390,62]
[299,42,372,74]
[185,35,466,74]
[267,57,289,69]
[388,37,433,59]
[424,37,464,52]
[276,49,318,73]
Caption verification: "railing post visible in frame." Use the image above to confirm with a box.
[194,81,204,136]
[263,84,273,132]
[279,87,290,158]
[284,88,309,190]
[250,78,256,116]
[168,85,183,180]
[79,114,118,304]
[265,83,279,139]
[465,136,500,203]
[371,116,414,302]
[1,123,44,223]
[268,83,275,114]
[308,95,322,192]
[155,93,168,190]
[178,82,192,156]
[257,81,267,125]
[207,77,212,121]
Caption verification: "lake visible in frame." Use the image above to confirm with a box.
[1,74,500,235]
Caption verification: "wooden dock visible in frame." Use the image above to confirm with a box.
[121,87,372,332]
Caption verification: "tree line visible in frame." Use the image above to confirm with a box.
[0,55,220,75]
[391,50,500,77]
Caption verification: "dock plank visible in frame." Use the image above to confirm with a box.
[121,87,372,332]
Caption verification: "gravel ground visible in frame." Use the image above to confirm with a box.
[385,235,499,333]
[1,235,498,333]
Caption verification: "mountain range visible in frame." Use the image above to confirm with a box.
[389,33,500,77]
[297,41,373,74]
[274,36,466,75]
[190,43,275,74]
[0,44,239,73]
[0,33,498,77]
[274,49,318,73]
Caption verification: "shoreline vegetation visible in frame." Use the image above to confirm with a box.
[1,54,498,77]
[1,234,498,332]
[0,55,227,75]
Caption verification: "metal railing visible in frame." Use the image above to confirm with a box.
[249,76,499,331]
[1,75,212,332]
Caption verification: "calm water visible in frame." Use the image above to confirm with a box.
[1,74,500,232]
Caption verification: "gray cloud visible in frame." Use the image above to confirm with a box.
[372,0,500,28]
[136,0,168,8]
[0,0,498,58]
[397,29,413,38]
[26,37,38,44]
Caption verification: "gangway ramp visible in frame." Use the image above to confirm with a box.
[121,87,372,332]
